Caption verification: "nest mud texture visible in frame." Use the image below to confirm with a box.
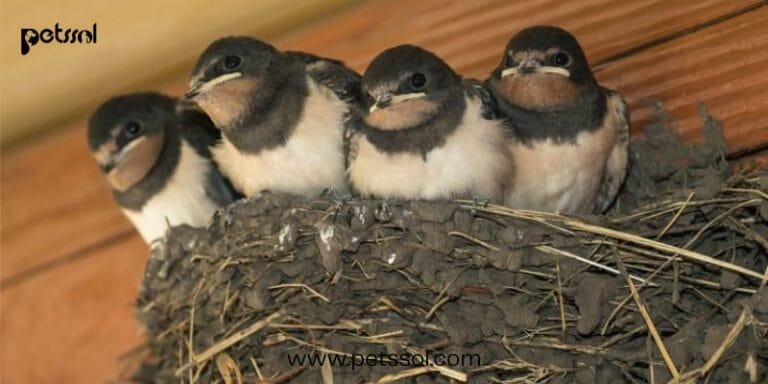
[136,110,768,384]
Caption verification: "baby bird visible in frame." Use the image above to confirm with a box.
[487,26,629,214]
[186,37,361,198]
[346,45,511,202]
[87,93,236,243]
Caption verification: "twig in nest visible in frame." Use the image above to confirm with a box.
[745,352,759,384]
[268,283,330,303]
[647,340,657,384]
[602,255,677,335]
[215,352,243,384]
[617,261,680,381]
[762,266,768,290]
[250,357,263,381]
[611,197,745,224]
[598,324,647,349]
[727,216,768,252]
[176,311,282,376]
[426,296,451,320]
[503,337,618,359]
[320,352,334,384]
[656,192,694,239]
[448,231,500,251]
[682,198,762,249]
[723,187,768,200]
[376,367,431,383]
[536,245,655,286]
[426,266,469,320]
[680,308,751,379]
[621,263,758,294]
[268,323,362,331]
[405,346,468,382]
[564,219,767,282]
[555,261,567,338]
[273,332,352,358]
[363,330,405,341]
[458,204,574,235]
[255,366,305,384]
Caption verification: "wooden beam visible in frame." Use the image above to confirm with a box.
[597,7,768,156]
[1,236,147,383]
[0,0,360,148]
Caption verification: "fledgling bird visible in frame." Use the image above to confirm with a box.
[185,37,361,198]
[87,93,237,243]
[487,26,629,214]
[346,45,511,202]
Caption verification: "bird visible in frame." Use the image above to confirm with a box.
[87,92,237,244]
[185,37,361,198]
[345,44,511,202]
[486,25,629,214]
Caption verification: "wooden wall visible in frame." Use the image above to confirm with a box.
[2,1,767,382]
[0,0,359,147]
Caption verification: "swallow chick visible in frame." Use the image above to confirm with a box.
[346,45,511,202]
[88,93,237,243]
[186,37,361,198]
[487,26,629,214]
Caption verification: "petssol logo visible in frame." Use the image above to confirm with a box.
[21,23,97,55]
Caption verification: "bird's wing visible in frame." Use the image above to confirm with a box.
[174,100,220,157]
[175,101,242,204]
[596,88,630,213]
[342,112,365,172]
[285,51,363,106]
[463,79,499,120]
[203,167,240,207]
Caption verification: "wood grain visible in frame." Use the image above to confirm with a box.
[0,0,359,148]
[281,0,760,75]
[596,7,768,155]
[1,236,146,383]
[2,1,767,383]
[1,127,135,282]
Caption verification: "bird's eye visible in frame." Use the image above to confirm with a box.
[224,55,241,70]
[504,55,516,67]
[410,73,427,89]
[124,121,142,137]
[551,52,570,66]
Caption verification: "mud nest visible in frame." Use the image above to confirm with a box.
[134,106,768,384]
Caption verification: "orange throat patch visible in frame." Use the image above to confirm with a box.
[195,78,257,129]
[106,132,165,192]
[364,99,439,131]
[496,74,580,110]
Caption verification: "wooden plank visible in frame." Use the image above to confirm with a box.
[0,0,359,148]
[596,7,768,156]
[1,127,138,282]
[0,236,147,383]
[280,0,760,76]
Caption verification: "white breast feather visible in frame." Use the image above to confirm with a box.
[506,125,615,213]
[123,141,221,243]
[348,97,509,201]
[212,76,348,197]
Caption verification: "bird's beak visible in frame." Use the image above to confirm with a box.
[99,137,146,173]
[501,60,537,78]
[369,93,393,113]
[185,72,243,100]
[368,92,427,113]
[184,85,201,100]
[501,60,570,78]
